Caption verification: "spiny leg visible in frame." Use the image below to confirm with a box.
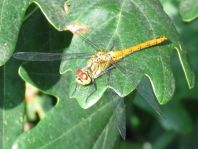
[72,81,97,106]
[95,65,116,78]
[84,78,97,101]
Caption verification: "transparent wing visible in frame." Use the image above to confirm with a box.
[105,71,126,139]
[114,62,164,118]
[13,34,101,62]
[13,34,99,105]
[107,89,126,139]
[136,77,165,117]
[13,52,93,61]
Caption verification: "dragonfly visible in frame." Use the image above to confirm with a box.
[14,35,167,139]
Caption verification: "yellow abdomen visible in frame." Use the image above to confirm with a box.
[110,36,167,62]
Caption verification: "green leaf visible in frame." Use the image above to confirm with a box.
[0,0,29,66]
[0,0,194,108]
[160,101,192,134]
[152,131,176,149]
[13,66,119,149]
[134,95,192,134]
[178,119,198,149]
[179,0,198,22]
[161,0,198,100]
[172,20,198,100]
[0,0,68,66]
[0,60,25,149]
[12,10,120,148]
[57,0,194,108]
[118,141,143,149]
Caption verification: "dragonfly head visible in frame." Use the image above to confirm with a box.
[75,68,91,85]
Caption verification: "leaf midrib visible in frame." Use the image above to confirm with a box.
[0,0,6,31]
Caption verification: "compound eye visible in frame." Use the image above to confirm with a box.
[76,69,89,80]
[81,72,88,80]
[76,68,82,76]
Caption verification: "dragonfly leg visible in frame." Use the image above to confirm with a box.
[95,65,116,79]
[82,78,97,99]
[72,80,97,104]
[92,78,97,92]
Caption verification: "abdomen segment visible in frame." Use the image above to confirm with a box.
[110,36,167,62]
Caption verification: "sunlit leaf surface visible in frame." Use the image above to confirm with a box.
[58,0,194,108]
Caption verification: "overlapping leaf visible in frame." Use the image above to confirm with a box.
[13,67,119,149]
[11,9,120,148]
[58,0,194,108]
[0,60,25,149]
[179,0,198,22]
[0,0,67,66]
[0,0,194,108]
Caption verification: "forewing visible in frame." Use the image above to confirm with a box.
[107,89,126,139]
[114,60,164,118]
[13,52,93,61]
[136,77,165,117]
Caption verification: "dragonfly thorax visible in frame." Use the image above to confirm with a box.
[86,52,112,78]
[75,51,112,85]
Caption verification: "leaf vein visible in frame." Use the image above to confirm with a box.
[0,0,6,31]
[38,102,111,149]
[106,0,126,49]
